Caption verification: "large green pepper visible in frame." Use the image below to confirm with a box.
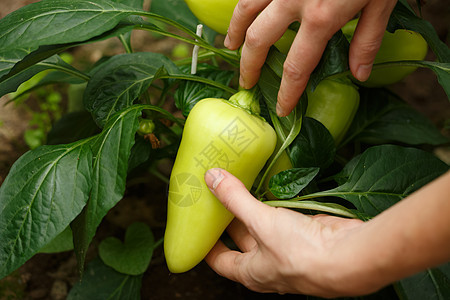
[184,0,238,35]
[184,0,296,50]
[305,79,360,145]
[341,19,428,87]
[164,89,277,273]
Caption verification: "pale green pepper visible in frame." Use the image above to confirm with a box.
[164,89,277,273]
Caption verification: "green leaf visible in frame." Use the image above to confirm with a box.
[0,141,93,279]
[259,64,282,114]
[342,88,448,147]
[174,64,234,117]
[265,48,286,78]
[0,54,84,98]
[71,105,143,275]
[269,167,320,199]
[0,20,135,89]
[67,258,142,300]
[289,117,336,170]
[0,0,143,51]
[83,52,180,127]
[47,111,100,145]
[316,145,449,216]
[99,222,155,275]
[309,31,350,91]
[395,263,450,300]
[151,0,217,44]
[0,48,33,78]
[387,1,450,63]
[333,154,362,186]
[127,135,152,172]
[39,226,74,254]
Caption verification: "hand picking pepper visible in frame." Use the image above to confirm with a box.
[164,88,277,273]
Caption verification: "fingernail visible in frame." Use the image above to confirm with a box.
[205,168,225,191]
[356,64,372,82]
[239,76,246,89]
[224,34,230,48]
[276,102,286,117]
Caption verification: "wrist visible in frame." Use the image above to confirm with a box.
[320,222,388,297]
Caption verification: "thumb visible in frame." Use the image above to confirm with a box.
[204,168,272,228]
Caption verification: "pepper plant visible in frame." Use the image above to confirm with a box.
[0,0,449,299]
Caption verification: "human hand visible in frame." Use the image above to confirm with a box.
[203,168,372,297]
[225,0,397,116]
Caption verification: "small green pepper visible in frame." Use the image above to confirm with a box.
[341,18,428,87]
[164,89,277,273]
[137,118,155,135]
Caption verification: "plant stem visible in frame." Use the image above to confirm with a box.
[263,199,358,218]
[228,86,261,115]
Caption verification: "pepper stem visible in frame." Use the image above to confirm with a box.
[228,86,261,116]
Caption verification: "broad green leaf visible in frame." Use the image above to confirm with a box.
[259,64,281,113]
[47,111,100,145]
[0,18,140,86]
[388,1,450,63]
[0,0,143,51]
[269,167,320,199]
[395,263,450,300]
[127,136,152,172]
[174,64,234,117]
[309,31,350,91]
[67,258,142,300]
[315,145,449,216]
[6,71,86,103]
[342,88,448,147]
[0,54,83,98]
[333,154,362,186]
[151,0,217,44]
[83,52,180,127]
[71,105,143,275]
[265,48,286,78]
[99,222,155,275]
[289,117,336,170]
[39,226,74,254]
[0,48,33,78]
[0,141,93,279]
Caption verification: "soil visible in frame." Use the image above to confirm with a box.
[0,1,449,300]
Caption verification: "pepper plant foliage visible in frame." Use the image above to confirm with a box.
[0,0,449,298]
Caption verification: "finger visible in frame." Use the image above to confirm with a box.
[227,218,257,252]
[204,168,274,234]
[225,0,272,50]
[276,21,332,117]
[238,1,298,89]
[349,1,396,82]
[204,239,245,283]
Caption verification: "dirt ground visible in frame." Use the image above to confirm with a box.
[0,1,449,300]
